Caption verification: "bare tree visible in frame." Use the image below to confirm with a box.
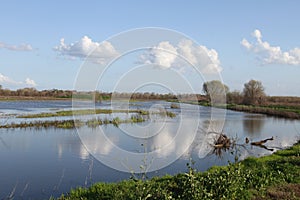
[243,79,266,105]
[227,90,243,104]
[203,80,229,104]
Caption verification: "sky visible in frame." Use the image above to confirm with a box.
[1,0,300,96]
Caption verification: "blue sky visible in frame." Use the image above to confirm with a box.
[1,0,300,96]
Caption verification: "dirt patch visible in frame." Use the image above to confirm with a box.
[253,183,300,200]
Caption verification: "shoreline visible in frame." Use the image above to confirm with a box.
[226,104,300,120]
[170,100,300,120]
[57,140,300,199]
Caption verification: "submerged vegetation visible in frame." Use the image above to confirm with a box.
[17,109,149,118]
[1,109,176,129]
[17,108,176,119]
[0,116,146,129]
[0,120,79,129]
[170,103,180,109]
[57,141,300,200]
[86,115,145,128]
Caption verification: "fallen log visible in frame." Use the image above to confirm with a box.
[250,137,274,146]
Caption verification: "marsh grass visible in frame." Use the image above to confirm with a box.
[0,115,148,129]
[0,120,80,129]
[17,109,173,119]
[85,115,145,128]
[170,103,180,109]
[9,108,175,129]
[18,109,131,118]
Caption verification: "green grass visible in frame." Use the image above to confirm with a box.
[56,141,300,200]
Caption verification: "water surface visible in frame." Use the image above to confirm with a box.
[0,100,299,199]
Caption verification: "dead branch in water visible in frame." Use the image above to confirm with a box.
[250,137,274,146]
[213,134,231,148]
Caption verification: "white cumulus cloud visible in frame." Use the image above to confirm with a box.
[0,73,21,85]
[139,39,222,73]
[25,78,37,87]
[0,73,37,87]
[53,36,119,65]
[140,41,178,69]
[0,42,33,51]
[241,29,300,65]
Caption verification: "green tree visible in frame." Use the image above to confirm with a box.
[203,80,229,104]
[243,79,266,105]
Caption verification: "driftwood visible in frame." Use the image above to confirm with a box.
[214,134,231,148]
[250,137,274,146]
[244,136,275,151]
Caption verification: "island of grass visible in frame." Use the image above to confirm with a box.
[0,115,146,129]
[17,108,176,119]
[56,141,300,200]
[0,109,176,129]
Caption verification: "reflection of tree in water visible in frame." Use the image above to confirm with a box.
[243,115,265,136]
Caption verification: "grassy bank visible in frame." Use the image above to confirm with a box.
[56,141,300,200]
[169,99,300,120]
[226,104,300,119]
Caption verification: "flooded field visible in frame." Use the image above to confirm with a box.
[0,100,299,199]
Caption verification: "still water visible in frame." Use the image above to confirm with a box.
[0,100,299,199]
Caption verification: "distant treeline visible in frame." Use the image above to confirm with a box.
[0,86,207,102]
[0,87,73,99]
[1,85,300,108]
[72,91,207,102]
